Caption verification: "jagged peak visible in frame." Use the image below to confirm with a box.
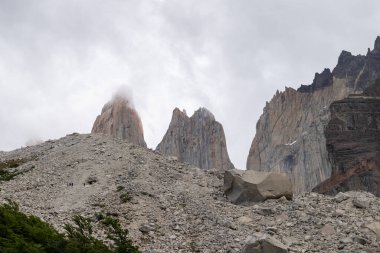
[374,36,380,53]
[297,68,333,93]
[337,50,353,64]
[193,107,215,121]
[173,107,188,117]
[171,107,215,121]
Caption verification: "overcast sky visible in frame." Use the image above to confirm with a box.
[0,0,379,168]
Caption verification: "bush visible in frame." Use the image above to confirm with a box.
[0,159,27,181]
[116,186,124,192]
[119,194,132,203]
[0,200,140,253]
[0,200,66,252]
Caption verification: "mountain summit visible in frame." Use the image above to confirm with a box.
[91,95,147,147]
[156,107,234,170]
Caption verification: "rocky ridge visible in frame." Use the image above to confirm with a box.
[1,134,380,252]
[313,80,380,196]
[91,95,147,147]
[156,108,234,171]
[247,37,380,194]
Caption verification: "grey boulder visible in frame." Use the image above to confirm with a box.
[224,169,293,205]
[242,234,288,253]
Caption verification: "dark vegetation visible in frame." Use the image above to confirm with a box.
[0,200,140,253]
[119,193,132,203]
[0,159,28,181]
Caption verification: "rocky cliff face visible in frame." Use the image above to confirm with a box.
[91,95,147,147]
[156,108,234,170]
[313,81,380,196]
[247,37,380,194]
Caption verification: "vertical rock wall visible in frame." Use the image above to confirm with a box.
[247,37,380,194]
[313,81,380,196]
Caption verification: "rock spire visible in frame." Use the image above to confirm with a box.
[156,107,234,170]
[91,95,146,147]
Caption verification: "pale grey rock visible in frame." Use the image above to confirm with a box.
[255,207,275,216]
[139,223,156,233]
[334,192,350,203]
[353,198,371,209]
[224,169,293,205]
[320,224,335,236]
[242,234,288,253]
[365,222,380,240]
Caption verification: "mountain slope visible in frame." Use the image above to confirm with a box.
[0,134,379,252]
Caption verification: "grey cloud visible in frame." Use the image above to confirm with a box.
[0,0,380,168]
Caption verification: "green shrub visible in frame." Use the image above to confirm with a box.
[119,194,132,203]
[116,186,124,192]
[0,200,140,253]
[95,212,106,221]
[102,217,140,253]
[0,200,66,253]
[0,159,27,181]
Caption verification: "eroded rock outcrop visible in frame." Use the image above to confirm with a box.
[156,108,234,170]
[313,81,380,196]
[247,37,380,194]
[224,169,292,205]
[91,95,146,147]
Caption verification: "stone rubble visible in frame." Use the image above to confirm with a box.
[0,133,379,252]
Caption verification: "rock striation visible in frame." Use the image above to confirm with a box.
[313,81,380,196]
[156,107,234,170]
[91,95,146,147]
[247,37,380,194]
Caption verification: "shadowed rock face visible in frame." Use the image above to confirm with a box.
[247,37,380,195]
[91,96,147,147]
[156,108,234,170]
[297,68,333,92]
[313,81,380,196]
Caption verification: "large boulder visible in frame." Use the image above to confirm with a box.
[224,169,292,205]
[242,233,288,253]
[91,94,147,147]
[365,222,380,241]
